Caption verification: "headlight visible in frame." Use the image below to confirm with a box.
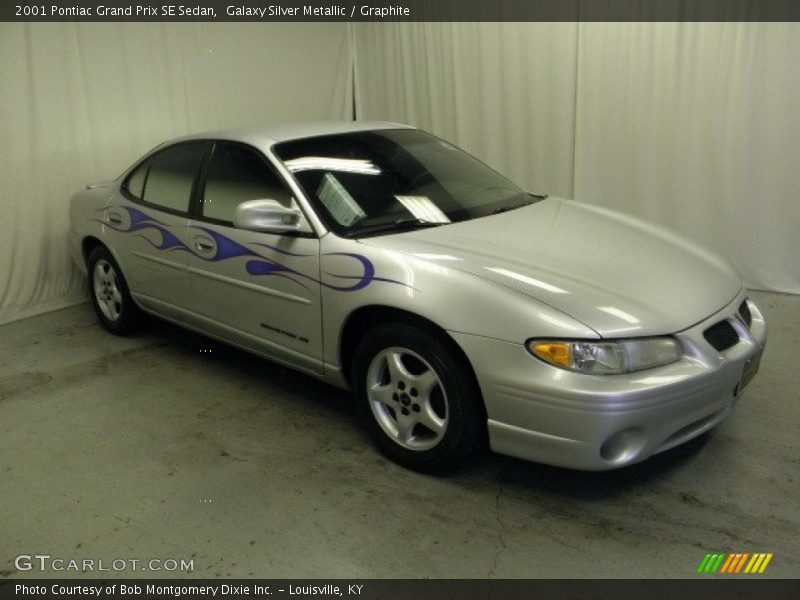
[526,338,682,375]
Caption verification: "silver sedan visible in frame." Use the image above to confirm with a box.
[69,122,767,471]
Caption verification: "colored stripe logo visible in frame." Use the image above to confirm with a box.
[697,552,773,574]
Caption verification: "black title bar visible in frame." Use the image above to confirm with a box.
[5,0,800,22]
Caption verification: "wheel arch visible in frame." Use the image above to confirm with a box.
[82,236,127,277]
[81,235,106,266]
[338,305,483,403]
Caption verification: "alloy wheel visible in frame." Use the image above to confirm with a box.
[93,259,123,322]
[365,347,449,451]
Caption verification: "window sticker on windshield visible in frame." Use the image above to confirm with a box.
[317,173,367,226]
[395,195,451,223]
[285,156,381,175]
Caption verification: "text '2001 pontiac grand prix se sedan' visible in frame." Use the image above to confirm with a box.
[69,121,767,472]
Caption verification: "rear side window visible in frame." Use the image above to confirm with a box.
[201,143,293,223]
[124,142,206,214]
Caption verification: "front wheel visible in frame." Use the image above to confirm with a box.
[87,246,140,335]
[351,323,485,472]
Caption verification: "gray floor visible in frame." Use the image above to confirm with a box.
[1,290,798,579]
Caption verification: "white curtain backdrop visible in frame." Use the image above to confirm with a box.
[355,22,800,294]
[0,23,353,325]
[355,22,579,198]
[573,22,800,294]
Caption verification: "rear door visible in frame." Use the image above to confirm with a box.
[185,141,323,374]
[105,141,207,318]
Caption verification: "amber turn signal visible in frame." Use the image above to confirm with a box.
[530,342,573,368]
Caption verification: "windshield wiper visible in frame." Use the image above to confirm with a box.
[491,193,548,216]
[349,218,447,238]
[492,202,533,215]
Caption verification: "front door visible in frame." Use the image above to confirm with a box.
[185,141,323,374]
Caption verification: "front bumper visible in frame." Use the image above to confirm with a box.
[451,291,767,470]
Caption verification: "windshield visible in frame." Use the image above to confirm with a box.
[273,128,536,237]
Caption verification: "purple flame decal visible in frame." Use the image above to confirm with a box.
[103,205,410,292]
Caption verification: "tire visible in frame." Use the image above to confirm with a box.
[87,245,140,335]
[351,323,485,472]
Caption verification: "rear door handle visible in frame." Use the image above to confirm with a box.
[193,235,215,253]
[106,212,123,225]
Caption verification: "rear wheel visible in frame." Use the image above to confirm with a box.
[352,323,484,472]
[87,246,139,335]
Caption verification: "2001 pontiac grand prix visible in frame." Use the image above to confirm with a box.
[69,121,767,471]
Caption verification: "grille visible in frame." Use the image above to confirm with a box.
[738,300,752,328]
[703,320,739,352]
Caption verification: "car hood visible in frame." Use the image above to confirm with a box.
[357,197,742,337]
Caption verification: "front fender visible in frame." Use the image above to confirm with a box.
[319,235,598,374]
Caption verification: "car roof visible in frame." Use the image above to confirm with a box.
[170,120,413,151]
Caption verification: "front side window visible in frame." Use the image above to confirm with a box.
[273,129,536,237]
[124,142,205,213]
[201,143,293,223]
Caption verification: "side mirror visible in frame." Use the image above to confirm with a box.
[233,199,311,233]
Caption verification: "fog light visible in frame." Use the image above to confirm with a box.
[600,428,645,464]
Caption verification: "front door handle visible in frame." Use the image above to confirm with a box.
[106,212,123,226]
